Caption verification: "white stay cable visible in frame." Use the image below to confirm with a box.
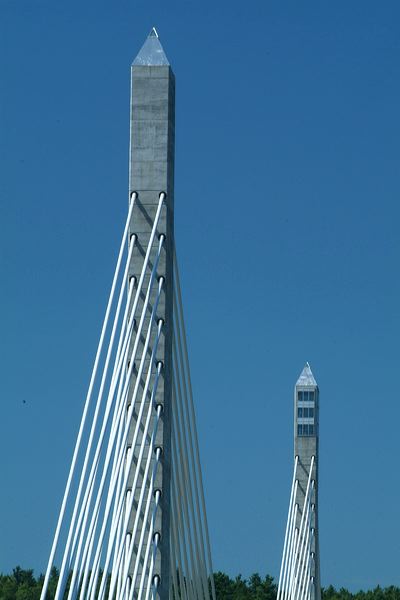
[126,443,163,600]
[298,505,314,600]
[107,426,128,590]
[293,494,311,600]
[75,240,165,600]
[292,478,314,600]
[298,530,311,600]
[289,457,315,600]
[277,456,299,600]
[76,272,135,580]
[125,193,166,337]
[83,190,164,555]
[138,491,161,600]
[281,483,298,600]
[303,573,312,600]
[107,389,130,573]
[282,498,298,600]
[151,574,160,600]
[69,275,137,597]
[171,362,204,600]
[295,485,314,600]
[86,288,165,600]
[174,256,216,600]
[289,527,299,600]
[171,408,198,600]
[304,578,311,600]
[170,466,189,600]
[285,506,298,600]
[56,233,138,600]
[169,540,179,600]
[62,236,137,600]
[171,468,195,600]
[145,530,161,600]
[172,322,210,600]
[40,194,137,600]
[281,488,298,600]
[105,358,163,600]
[65,193,165,600]
[79,225,165,600]
[295,502,311,600]
[94,287,165,600]
[77,325,135,600]
[93,344,163,600]
[170,508,187,600]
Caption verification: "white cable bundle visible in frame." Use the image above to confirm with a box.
[40,195,216,600]
[169,258,216,600]
[277,456,315,600]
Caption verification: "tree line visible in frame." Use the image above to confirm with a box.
[0,567,399,600]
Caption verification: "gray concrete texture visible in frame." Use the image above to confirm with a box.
[125,33,175,600]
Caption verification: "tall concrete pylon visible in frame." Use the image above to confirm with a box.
[277,363,321,600]
[40,29,215,600]
[127,26,175,600]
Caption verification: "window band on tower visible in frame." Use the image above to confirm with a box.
[297,389,317,437]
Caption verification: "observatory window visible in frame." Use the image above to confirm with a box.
[300,407,315,419]
[298,390,315,403]
[297,390,316,435]
[297,423,316,437]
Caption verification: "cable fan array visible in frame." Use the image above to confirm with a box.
[40,194,216,600]
[277,457,317,600]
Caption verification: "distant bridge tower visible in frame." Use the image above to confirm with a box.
[277,363,321,600]
[40,29,215,600]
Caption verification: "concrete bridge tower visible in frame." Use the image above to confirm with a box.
[294,363,321,600]
[127,27,175,600]
[277,363,321,600]
[40,28,216,600]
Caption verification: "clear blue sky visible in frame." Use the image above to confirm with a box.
[1,0,400,591]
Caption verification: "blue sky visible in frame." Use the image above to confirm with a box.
[1,0,400,591]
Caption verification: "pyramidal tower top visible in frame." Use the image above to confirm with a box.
[295,361,318,387]
[133,27,170,66]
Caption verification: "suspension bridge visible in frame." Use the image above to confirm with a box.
[39,29,321,600]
